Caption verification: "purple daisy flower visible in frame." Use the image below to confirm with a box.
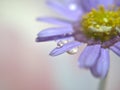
[36,0,120,78]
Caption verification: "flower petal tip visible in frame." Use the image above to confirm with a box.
[35,37,40,42]
[49,53,57,56]
[90,69,108,79]
[36,18,42,21]
[90,48,110,79]
[49,49,61,56]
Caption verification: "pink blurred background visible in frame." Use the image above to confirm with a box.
[0,0,120,90]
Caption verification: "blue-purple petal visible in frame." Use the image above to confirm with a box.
[46,0,82,21]
[97,0,114,8]
[80,0,114,12]
[114,41,120,49]
[80,0,98,12]
[49,41,81,56]
[37,27,74,37]
[110,45,120,56]
[36,35,73,42]
[78,44,101,68]
[37,17,72,26]
[114,0,120,7]
[90,48,110,78]
[65,0,81,11]
[63,0,83,18]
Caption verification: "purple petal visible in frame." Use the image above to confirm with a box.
[63,0,83,17]
[90,48,110,78]
[110,45,120,56]
[49,41,81,56]
[36,35,73,42]
[65,1,81,11]
[114,41,120,49]
[78,44,101,68]
[80,0,114,12]
[80,0,98,12]
[46,0,82,21]
[37,27,74,37]
[114,0,120,7]
[37,17,72,26]
[97,0,114,8]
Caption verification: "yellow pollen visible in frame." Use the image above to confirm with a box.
[81,6,120,42]
[103,18,108,23]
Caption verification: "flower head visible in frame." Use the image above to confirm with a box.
[36,0,120,78]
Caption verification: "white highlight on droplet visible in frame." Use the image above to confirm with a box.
[67,47,79,54]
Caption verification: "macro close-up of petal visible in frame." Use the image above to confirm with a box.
[37,27,73,37]
[90,48,110,78]
[78,45,101,68]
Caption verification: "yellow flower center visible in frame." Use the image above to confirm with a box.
[81,6,120,42]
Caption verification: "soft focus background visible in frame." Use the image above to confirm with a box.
[0,0,120,90]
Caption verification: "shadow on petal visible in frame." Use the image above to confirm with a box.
[78,44,101,68]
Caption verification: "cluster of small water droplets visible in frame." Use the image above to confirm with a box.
[57,39,79,55]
